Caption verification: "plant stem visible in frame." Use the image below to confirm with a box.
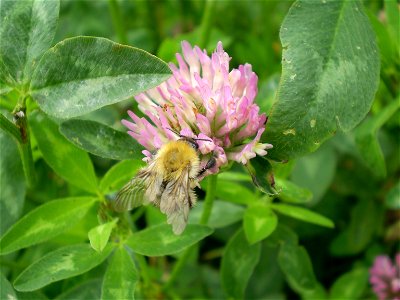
[200,175,218,225]
[1,105,36,188]
[164,175,218,290]
[0,113,22,143]
[198,0,216,49]
[108,0,128,44]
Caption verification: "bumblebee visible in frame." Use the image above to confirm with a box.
[114,132,216,235]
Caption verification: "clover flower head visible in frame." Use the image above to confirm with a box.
[369,253,400,300]
[122,41,272,175]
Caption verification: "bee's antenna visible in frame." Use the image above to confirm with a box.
[166,127,213,143]
[166,127,180,136]
[194,138,213,143]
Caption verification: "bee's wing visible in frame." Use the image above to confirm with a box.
[160,167,194,235]
[114,171,147,212]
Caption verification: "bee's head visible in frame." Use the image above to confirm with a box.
[166,128,212,151]
[180,136,199,150]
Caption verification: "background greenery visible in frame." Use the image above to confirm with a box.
[0,0,399,299]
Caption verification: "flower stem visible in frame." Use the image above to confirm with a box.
[108,0,127,44]
[1,104,36,188]
[163,175,218,290]
[198,0,216,49]
[200,174,218,225]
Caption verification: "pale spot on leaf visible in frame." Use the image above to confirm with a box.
[283,129,296,136]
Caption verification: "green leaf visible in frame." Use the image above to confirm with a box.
[189,201,245,228]
[245,156,277,195]
[0,131,26,235]
[55,279,102,300]
[354,98,400,179]
[14,244,113,292]
[265,0,380,160]
[266,224,299,247]
[270,204,334,228]
[0,197,97,255]
[125,224,213,256]
[291,143,337,203]
[0,0,60,86]
[278,242,317,293]
[221,229,261,299]
[101,247,138,300]
[385,182,400,209]
[385,0,400,47]
[99,160,144,194]
[330,198,380,256]
[29,111,98,193]
[60,119,143,160]
[275,178,313,204]
[243,203,278,244]
[205,179,256,205]
[30,36,171,118]
[1,273,17,300]
[88,219,118,253]
[330,268,369,299]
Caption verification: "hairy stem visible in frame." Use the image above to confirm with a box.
[1,100,36,188]
[200,175,218,225]
[198,0,216,49]
[108,0,128,44]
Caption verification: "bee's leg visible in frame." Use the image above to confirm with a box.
[197,156,216,177]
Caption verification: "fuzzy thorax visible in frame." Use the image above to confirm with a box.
[155,140,200,180]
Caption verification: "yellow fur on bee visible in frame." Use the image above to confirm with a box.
[154,140,200,180]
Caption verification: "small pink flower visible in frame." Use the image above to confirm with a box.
[123,41,272,176]
[370,253,400,300]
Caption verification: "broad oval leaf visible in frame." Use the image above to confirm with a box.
[189,201,245,228]
[270,203,334,228]
[55,279,102,300]
[0,131,25,235]
[1,273,17,300]
[275,178,313,204]
[14,244,113,292]
[221,229,261,299]
[101,247,138,300]
[88,219,118,253]
[125,224,213,256]
[0,197,97,255]
[60,119,143,160]
[29,111,98,193]
[99,159,144,194]
[0,0,60,86]
[30,36,171,118]
[330,267,369,299]
[265,0,380,160]
[243,203,278,244]
[278,242,317,293]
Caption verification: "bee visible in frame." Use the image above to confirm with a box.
[114,130,216,235]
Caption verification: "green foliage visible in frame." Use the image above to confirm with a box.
[88,219,118,253]
[30,36,171,118]
[243,203,278,244]
[278,242,318,294]
[0,0,60,87]
[60,119,143,160]
[270,203,334,228]
[265,0,380,161]
[101,247,138,300]
[0,0,398,299]
[14,244,113,291]
[0,197,97,255]
[329,267,369,299]
[125,224,213,256]
[30,111,99,193]
[0,131,25,235]
[221,229,261,299]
